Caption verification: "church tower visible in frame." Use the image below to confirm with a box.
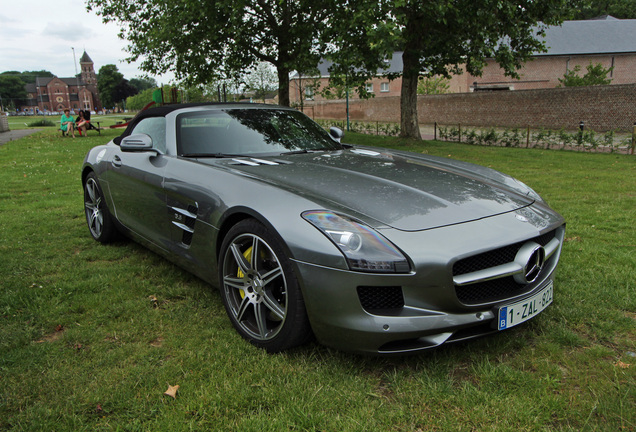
[78,51,102,111]
[79,51,97,85]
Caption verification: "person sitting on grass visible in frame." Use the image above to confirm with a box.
[60,109,76,138]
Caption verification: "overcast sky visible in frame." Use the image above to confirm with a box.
[0,0,175,84]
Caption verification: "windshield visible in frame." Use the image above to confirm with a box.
[177,108,342,156]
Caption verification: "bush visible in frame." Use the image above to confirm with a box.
[501,128,523,147]
[315,119,401,137]
[28,119,56,127]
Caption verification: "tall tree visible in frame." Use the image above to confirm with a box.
[114,79,139,106]
[129,77,157,93]
[97,64,136,109]
[320,0,397,99]
[0,75,27,109]
[391,0,575,139]
[87,0,336,106]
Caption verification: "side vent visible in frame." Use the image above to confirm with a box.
[171,204,198,247]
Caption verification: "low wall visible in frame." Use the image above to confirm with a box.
[0,112,9,132]
[301,84,636,132]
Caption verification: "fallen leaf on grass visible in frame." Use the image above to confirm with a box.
[164,384,179,399]
[150,337,164,347]
[615,361,631,369]
[35,325,65,343]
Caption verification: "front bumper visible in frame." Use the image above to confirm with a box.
[292,211,565,355]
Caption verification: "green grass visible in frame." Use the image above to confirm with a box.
[1,129,634,431]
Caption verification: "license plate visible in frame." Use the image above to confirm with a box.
[497,281,553,330]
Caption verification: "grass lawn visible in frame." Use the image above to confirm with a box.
[1,128,634,431]
[6,114,132,131]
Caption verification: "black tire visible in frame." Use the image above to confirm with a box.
[219,219,312,352]
[83,172,118,243]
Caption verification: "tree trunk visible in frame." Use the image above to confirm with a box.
[277,67,291,107]
[399,50,421,139]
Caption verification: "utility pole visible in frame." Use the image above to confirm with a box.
[72,47,80,111]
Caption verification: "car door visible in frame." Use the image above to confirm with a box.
[106,116,171,247]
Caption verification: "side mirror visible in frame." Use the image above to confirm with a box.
[329,127,344,143]
[120,133,156,152]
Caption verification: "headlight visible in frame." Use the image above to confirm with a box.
[302,210,410,273]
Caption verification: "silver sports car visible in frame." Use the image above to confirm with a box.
[82,103,565,355]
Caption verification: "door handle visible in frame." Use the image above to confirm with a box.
[112,155,122,167]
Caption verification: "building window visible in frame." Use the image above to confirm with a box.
[380,82,389,92]
[366,83,374,93]
[305,86,314,100]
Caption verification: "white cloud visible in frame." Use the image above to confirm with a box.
[42,23,97,41]
[0,0,175,84]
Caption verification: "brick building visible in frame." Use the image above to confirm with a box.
[20,51,102,114]
[290,16,636,103]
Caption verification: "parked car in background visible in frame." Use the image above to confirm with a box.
[82,103,565,354]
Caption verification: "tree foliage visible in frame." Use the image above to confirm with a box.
[1,70,55,84]
[87,0,578,138]
[558,63,614,86]
[129,77,157,93]
[417,76,450,95]
[0,75,27,109]
[571,0,636,19]
[126,87,156,111]
[87,0,338,106]
[98,64,138,109]
[244,62,278,102]
[319,0,397,99]
[390,0,576,138]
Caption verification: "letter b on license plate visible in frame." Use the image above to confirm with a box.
[498,282,553,330]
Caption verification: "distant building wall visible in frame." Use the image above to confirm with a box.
[460,54,636,92]
[290,53,636,101]
[301,84,636,132]
[290,76,401,105]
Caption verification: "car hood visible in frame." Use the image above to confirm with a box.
[214,148,535,231]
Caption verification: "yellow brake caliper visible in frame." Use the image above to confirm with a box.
[237,247,253,299]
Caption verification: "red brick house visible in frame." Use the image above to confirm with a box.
[290,16,636,102]
[20,51,102,114]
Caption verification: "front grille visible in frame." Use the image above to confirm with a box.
[455,276,530,304]
[454,229,556,277]
[452,229,558,305]
[357,286,404,313]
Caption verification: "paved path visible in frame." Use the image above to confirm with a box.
[0,129,40,146]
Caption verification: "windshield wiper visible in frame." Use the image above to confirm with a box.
[280,149,308,155]
[181,153,241,158]
[280,148,333,155]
